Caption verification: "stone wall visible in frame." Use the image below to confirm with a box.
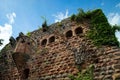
[0,18,120,80]
[94,46,120,80]
[12,19,93,80]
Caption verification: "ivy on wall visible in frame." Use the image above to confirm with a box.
[71,8,120,47]
[69,65,94,80]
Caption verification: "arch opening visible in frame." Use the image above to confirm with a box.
[41,39,47,46]
[23,68,29,79]
[65,30,73,38]
[75,27,83,35]
[49,36,55,43]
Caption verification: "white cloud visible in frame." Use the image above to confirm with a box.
[115,31,120,42]
[107,12,120,42]
[53,9,69,22]
[108,13,120,25]
[115,3,120,8]
[0,12,16,50]
[6,12,16,24]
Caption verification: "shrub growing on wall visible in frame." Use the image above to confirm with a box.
[0,39,3,46]
[26,32,31,37]
[69,65,94,80]
[71,9,120,46]
[87,9,120,46]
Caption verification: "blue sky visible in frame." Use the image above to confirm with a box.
[0,0,120,49]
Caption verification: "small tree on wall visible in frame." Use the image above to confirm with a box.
[42,20,48,28]
[41,16,48,32]
[0,39,3,46]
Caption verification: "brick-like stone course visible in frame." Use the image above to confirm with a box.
[94,46,120,80]
[0,18,120,80]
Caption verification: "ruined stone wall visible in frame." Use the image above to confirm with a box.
[12,19,93,80]
[94,46,120,80]
[27,36,89,80]
[0,18,120,80]
[28,21,90,80]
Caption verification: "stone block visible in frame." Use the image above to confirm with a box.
[107,70,113,74]
[112,73,120,80]
[94,72,100,76]
[115,69,120,73]
[114,57,120,60]
[59,70,64,74]
[114,64,120,69]
[100,71,106,75]
[114,52,120,56]
[103,75,112,80]
[107,66,113,70]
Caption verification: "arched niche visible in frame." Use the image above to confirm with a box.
[65,30,73,38]
[49,36,55,43]
[75,27,83,35]
[41,39,47,46]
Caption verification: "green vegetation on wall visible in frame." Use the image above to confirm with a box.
[0,39,3,46]
[41,16,48,28]
[26,32,31,37]
[69,65,94,80]
[0,44,10,53]
[71,8,120,46]
[57,22,63,26]
[42,20,48,28]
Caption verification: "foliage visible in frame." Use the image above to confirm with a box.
[26,32,31,37]
[70,14,76,21]
[0,39,3,46]
[74,8,86,23]
[42,20,48,28]
[41,19,49,32]
[41,16,48,28]
[87,9,120,46]
[57,22,63,26]
[69,65,94,80]
[112,25,120,32]
[71,8,120,46]
[0,44,10,53]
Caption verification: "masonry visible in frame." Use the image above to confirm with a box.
[0,12,120,80]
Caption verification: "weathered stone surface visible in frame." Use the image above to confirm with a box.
[114,64,120,69]
[0,17,120,80]
[112,73,120,80]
